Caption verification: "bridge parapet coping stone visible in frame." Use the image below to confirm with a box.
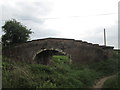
[99,45,114,49]
[93,44,99,47]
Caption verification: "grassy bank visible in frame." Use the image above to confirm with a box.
[2,51,120,88]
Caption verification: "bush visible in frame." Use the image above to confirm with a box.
[3,58,98,88]
[30,64,54,74]
[75,68,100,87]
[2,65,33,88]
[89,58,119,76]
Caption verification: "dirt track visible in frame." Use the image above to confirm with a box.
[93,75,116,88]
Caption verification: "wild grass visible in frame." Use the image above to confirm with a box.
[103,73,119,88]
[2,52,120,88]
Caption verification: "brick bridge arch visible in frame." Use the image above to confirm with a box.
[3,38,114,64]
[33,48,70,65]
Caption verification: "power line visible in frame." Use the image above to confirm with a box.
[0,12,117,21]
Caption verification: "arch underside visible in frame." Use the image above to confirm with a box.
[34,49,68,65]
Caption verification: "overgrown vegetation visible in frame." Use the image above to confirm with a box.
[89,58,119,76]
[2,50,120,88]
[103,73,119,88]
[102,51,120,88]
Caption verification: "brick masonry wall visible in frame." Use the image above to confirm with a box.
[2,38,114,64]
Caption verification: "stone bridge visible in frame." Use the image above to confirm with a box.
[3,38,114,64]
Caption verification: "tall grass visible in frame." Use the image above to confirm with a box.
[103,73,119,88]
[2,53,120,88]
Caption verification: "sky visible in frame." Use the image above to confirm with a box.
[0,0,119,49]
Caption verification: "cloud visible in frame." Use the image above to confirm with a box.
[0,0,118,49]
[0,0,59,41]
[82,23,118,48]
[30,28,60,40]
[1,0,52,21]
[16,15,44,24]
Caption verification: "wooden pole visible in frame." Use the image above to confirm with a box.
[104,28,106,46]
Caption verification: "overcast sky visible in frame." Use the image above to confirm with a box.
[0,0,119,49]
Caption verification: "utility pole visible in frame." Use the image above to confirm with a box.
[104,28,106,46]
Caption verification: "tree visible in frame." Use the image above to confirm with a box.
[1,19,32,47]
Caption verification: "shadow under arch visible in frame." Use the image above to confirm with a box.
[33,49,71,65]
